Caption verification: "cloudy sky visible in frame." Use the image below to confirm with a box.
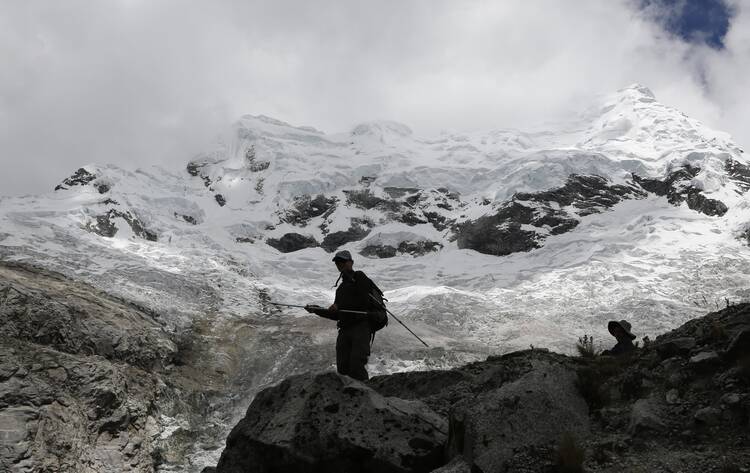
[1,0,746,196]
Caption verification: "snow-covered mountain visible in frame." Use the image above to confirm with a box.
[2,84,750,471]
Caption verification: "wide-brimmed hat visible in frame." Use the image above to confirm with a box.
[608,320,636,340]
[332,250,353,262]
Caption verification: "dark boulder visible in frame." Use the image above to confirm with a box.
[266,233,319,253]
[446,361,590,472]
[214,372,447,473]
[215,194,226,207]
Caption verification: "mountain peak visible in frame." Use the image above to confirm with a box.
[618,83,656,100]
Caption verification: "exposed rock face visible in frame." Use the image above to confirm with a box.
[361,244,399,258]
[456,174,644,255]
[1,339,163,472]
[345,188,402,212]
[321,222,371,252]
[276,186,460,240]
[0,263,176,472]
[280,194,338,226]
[84,209,158,241]
[0,274,172,370]
[632,165,728,216]
[266,233,319,253]
[361,241,443,259]
[54,168,97,191]
[176,212,198,225]
[214,372,447,473]
[515,174,642,217]
[726,158,750,191]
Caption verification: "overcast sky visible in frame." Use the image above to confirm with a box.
[1,0,747,196]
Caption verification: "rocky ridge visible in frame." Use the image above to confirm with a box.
[209,303,750,472]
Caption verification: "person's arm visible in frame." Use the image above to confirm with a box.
[305,304,339,320]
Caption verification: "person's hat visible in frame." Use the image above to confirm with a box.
[332,250,353,262]
[608,320,636,340]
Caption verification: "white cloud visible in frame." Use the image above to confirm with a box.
[0,0,748,196]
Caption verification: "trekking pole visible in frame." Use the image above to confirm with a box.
[269,302,308,309]
[369,294,429,348]
[269,302,368,315]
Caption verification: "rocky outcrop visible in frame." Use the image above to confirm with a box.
[280,194,338,226]
[266,233,319,253]
[176,212,198,225]
[632,164,728,217]
[211,303,750,472]
[447,360,589,472]
[54,168,97,191]
[214,372,447,473]
[0,276,173,370]
[84,209,158,241]
[456,174,644,256]
[321,221,372,252]
[361,240,443,258]
[0,339,163,472]
[726,158,750,192]
[345,188,402,212]
[0,262,177,472]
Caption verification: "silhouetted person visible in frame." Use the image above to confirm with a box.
[602,319,637,356]
[306,250,372,381]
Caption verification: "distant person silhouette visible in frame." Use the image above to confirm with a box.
[602,320,637,356]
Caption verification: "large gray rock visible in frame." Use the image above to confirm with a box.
[0,263,176,473]
[215,371,448,473]
[0,339,162,473]
[726,329,750,362]
[629,397,666,434]
[655,337,697,359]
[445,360,589,472]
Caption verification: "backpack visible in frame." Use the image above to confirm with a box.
[353,271,389,336]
